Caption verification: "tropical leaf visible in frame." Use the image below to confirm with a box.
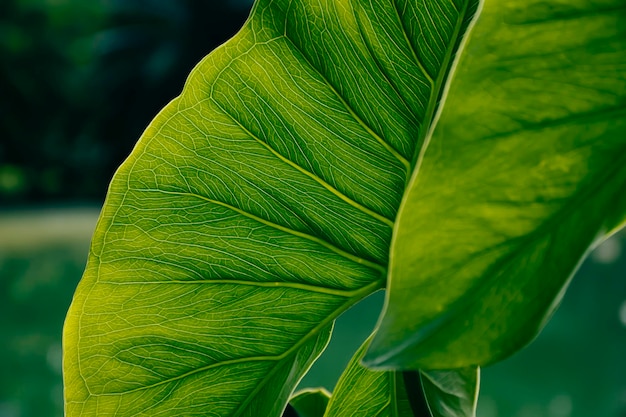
[324,339,478,417]
[365,0,626,369]
[62,0,480,415]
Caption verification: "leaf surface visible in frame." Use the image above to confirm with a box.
[324,339,478,417]
[63,0,480,415]
[365,0,626,369]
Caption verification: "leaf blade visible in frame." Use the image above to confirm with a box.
[365,0,626,369]
[63,0,481,415]
[323,340,416,417]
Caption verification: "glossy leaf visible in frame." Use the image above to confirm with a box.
[324,339,478,417]
[365,0,626,369]
[62,0,480,415]
[289,388,331,417]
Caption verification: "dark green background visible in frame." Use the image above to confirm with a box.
[1,0,253,204]
[1,1,624,416]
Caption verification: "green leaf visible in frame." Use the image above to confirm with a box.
[324,340,415,417]
[324,339,478,417]
[63,0,480,415]
[365,0,626,369]
[420,368,479,417]
[289,388,331,417]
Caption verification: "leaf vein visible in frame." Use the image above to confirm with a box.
[211,99,395,228]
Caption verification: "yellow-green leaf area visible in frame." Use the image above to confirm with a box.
[366,0,626,369]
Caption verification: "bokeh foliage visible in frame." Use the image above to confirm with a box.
[0,0,252,203]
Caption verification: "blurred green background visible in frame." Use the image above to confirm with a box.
[0,1,624,416]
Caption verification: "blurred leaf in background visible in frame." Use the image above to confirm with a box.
[0,0,253,203]
[0,207,98,417]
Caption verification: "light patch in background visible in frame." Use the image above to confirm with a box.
[50,383,63,408]
[619,300,626,328]
[0,206,99,251]
[46,343,63,375]
[591,235,622,264]
[0,402,20,417]
[548,395,572,417]
[516,404,544,417]
[478,396,498,417]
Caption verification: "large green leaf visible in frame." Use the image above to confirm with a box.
[365,0,626,369]
[63,0,480,415]
[324,339,478,417]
